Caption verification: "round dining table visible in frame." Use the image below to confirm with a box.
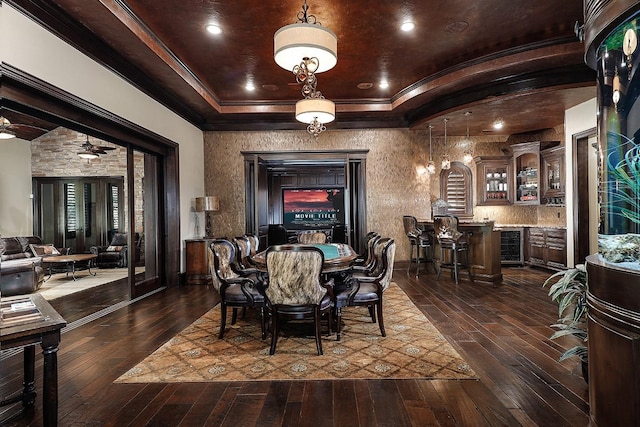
[251,243,358,273]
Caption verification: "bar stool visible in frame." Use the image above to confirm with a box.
[402,215,435,276]
[433,215,471,284]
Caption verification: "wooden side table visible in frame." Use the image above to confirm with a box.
[185,239,214,284]
[1,294,67,426]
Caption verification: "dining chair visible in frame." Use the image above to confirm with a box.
[245,234,260,257]
[262,245,334,355]
[433,215,472,284]
[402,215,435,276]
[351,232,381,274]
[208,239,266,339]
[232,235,259,274]
[334,238,395,339]
[267,224,289,246]
[297,230,329,244]
[330,224,347,243]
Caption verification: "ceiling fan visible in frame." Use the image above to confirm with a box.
[0,116,54,140]
[0,116,30,139]
[77,134,116,159]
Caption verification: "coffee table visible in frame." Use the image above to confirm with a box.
[42,254,98,281]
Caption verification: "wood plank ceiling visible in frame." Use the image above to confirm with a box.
[4,0,596,138]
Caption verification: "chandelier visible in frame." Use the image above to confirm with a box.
[462,111,473,164]
[427,125,436,174]
[274,0,337,137]
[441,118,451,170]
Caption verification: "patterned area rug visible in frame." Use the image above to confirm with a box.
[116,283,476,382]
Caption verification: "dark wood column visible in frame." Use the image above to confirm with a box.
[586,255,640,426]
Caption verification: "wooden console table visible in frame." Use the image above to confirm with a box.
[0,293,66,426]
[185,238,214,284]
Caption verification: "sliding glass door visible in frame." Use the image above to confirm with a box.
[130,148,162,298]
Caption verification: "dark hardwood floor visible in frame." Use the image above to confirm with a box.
[0,264,589,426]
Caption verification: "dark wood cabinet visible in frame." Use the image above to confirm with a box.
[540,145,565,205]
[525,227,566,270]
[512,141,540,205]
[475,156,513,205]
[185,239,214,284]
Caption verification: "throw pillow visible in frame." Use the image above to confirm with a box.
[106,245,124,252]
[30,243,61,257]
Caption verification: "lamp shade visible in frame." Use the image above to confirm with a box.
[274,23,337,73]
[295,98,335,124]
[78,150,98,159]
[195,196,219,212]
[0,130,16,139]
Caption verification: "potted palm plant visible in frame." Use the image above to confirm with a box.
[543,264,588,383]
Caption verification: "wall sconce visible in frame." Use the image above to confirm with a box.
[195,196,220,238]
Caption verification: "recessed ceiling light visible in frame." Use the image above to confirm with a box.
[206,23,222,35]
[357,82,374,90]
[493,119,504,130]
[245,82,255,91]
[445,21,469,33]
[379,80,389,89]
[400,21,415,32]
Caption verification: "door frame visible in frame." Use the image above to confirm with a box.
[3,63,181,294]
[572,127,597,265]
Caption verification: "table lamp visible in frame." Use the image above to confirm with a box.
[195,196,219,238]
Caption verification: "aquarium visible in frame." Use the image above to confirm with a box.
[597,12,640,269]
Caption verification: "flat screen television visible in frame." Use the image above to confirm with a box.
[282,187,345,230]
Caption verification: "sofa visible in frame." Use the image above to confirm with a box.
[0,236,46,297]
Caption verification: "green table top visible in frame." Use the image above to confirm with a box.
[311,244,340,259]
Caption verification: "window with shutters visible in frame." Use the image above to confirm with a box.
[440,161,473,219]
[64,183,77,239]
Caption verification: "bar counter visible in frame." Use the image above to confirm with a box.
[418,220,502,284]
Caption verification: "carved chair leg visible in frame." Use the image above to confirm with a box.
[231,308,238,325]
[269,311,279,355]
[218,304,227,339]
[314,307,323,356]
[376,297,386,337]
[260,307,266,340]
[368,305,376,323]
[453,248,459,284]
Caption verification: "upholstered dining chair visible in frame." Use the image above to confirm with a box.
[232,235,259,274]
[351,232,381,275]
[245,234,260,257]
[297,230,329,244]
[262,245,335,355]
[402,215,435,276]
[333,238,396,340]
[433,215,472,284]
[208,239,266,339]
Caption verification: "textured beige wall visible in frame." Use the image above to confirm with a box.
[204,126,566,261]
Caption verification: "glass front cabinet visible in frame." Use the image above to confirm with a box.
[475,156,512,205]
[512,141,540,205]
[540,145,565,205]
